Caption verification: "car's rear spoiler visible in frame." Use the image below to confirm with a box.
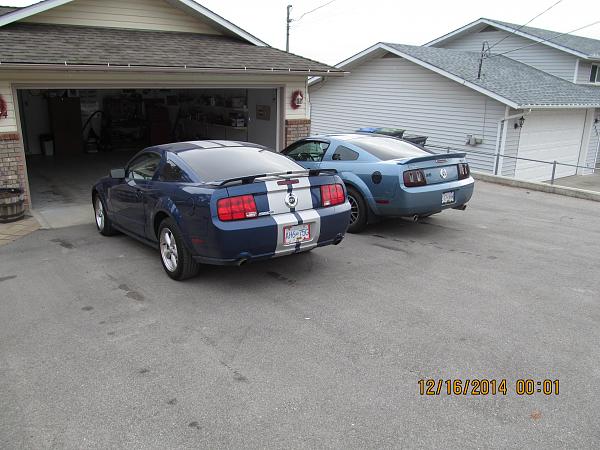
[397,152,466,165]
[209,169,338,187]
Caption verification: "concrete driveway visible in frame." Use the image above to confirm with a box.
[1,181,599,449]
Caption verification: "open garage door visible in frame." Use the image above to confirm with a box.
[17,87,279,227]
[515,110,586,182]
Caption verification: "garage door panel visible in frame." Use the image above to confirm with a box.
[515,110,585,181]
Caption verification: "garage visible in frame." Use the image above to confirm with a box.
[515,109,588,182]
[19,87,278,223]
[0,0,342,226]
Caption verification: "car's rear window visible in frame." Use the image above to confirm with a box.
[354,136,432,160]
[178,147,304,182]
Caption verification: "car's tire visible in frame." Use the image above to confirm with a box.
[346,186,369,234]
[158,218,200,281]
[93,194,117,236]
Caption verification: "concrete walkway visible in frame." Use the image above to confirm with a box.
[0,215,40,246]
[554,172,600,193]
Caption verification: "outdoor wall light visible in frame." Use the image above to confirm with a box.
[518,116,526,128]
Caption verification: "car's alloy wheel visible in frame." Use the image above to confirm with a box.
[93,194,117,236]
[346,187,368,233]
[160,228,179,272]
[348,194,360,226]
[95,197,104,231]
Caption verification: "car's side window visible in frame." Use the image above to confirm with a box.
[285,141,329,162]
[160,159,191,183]
[332,145,359,161]
[127,154,161,181]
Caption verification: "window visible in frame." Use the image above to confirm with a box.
[332,145,359,161]
[284,141,330,162]
[353,136,433,161]
[127,153,161,181]
[160,159,190,182]
[178,146,303,182]
[590,64,599,83]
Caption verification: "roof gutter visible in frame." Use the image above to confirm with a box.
[0,62,346,77]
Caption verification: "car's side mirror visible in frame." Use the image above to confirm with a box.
[110,168,126,179]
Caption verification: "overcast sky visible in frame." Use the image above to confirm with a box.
[3,0,600,65]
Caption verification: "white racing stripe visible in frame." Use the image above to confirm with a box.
[264,177,313,215]
[265,177,322,256]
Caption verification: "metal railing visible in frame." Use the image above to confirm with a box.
[424,143,598,185]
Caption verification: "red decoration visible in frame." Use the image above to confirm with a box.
[290,90,304,110]
[0,95,7,119]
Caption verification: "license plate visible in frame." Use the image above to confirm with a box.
[442,191,455,205]
[284,223,311,245]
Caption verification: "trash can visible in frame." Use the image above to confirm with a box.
[0,188,25,223]
[403,134,428,146]
[357,127,405,138]
[40,134,54,156]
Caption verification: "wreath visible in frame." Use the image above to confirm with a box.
[0,95,8,119]
[290,90,304,110]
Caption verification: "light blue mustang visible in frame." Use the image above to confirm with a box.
[282,133,474,232]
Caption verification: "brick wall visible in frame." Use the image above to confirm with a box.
[0,132,28,208]
[285,119,311,147]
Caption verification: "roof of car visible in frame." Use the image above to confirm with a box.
[151,140,268,153]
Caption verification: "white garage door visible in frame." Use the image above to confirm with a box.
[515,110,586,181]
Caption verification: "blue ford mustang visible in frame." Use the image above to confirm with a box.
[92,141,350,280]
[282,134,474,232]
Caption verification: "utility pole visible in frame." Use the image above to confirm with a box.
[286,5,292,52]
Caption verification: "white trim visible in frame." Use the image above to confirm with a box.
[424,18,590,59]
[0,62,341,77]
[573,59,580,83]
[0,0,267,46]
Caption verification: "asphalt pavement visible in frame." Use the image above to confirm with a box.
[1,181,599,449]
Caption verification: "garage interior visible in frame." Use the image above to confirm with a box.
[18,87,279,227]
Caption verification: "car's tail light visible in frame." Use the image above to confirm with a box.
[403,169,426,187]
[217,195,258,221]
[458,163,470,180]
[320,184,345,207]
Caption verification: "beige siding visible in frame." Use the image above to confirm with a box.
[309,54,507,172]
[22,0,222,34]
[285,80,310,120]
[436,29,578,81]
[0,82,17,133]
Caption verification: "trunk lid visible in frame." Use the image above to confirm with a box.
[397,153,467,185]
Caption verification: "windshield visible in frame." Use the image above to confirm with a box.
[178,147,304,182]
[353,136,432,160]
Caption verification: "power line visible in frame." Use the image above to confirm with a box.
[489,19,600,58]
[487,0,564,52]
[295,0,337,22]
[286,1,337,52]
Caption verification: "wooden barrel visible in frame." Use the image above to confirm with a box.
[0,188,25,223]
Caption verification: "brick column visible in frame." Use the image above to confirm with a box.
[285,119,311,147]
[0,132,28,209]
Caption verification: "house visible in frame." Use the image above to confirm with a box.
[426,18,600,84]
[0,0,343,211]
[309,19,600,182]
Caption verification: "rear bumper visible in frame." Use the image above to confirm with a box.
[375,177,474,217]
[192,202,351,265]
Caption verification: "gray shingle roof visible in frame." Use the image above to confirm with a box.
[486,18,600,59]
[0,23,340,74]
[384,43,600,108]
[0,6,18,16]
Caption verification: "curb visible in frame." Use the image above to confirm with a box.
[472,172,600,202]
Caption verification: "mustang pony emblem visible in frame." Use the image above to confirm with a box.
[285,192,298,208]
[440,168,448,179]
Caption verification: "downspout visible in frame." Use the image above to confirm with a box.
[494,108,532,175]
